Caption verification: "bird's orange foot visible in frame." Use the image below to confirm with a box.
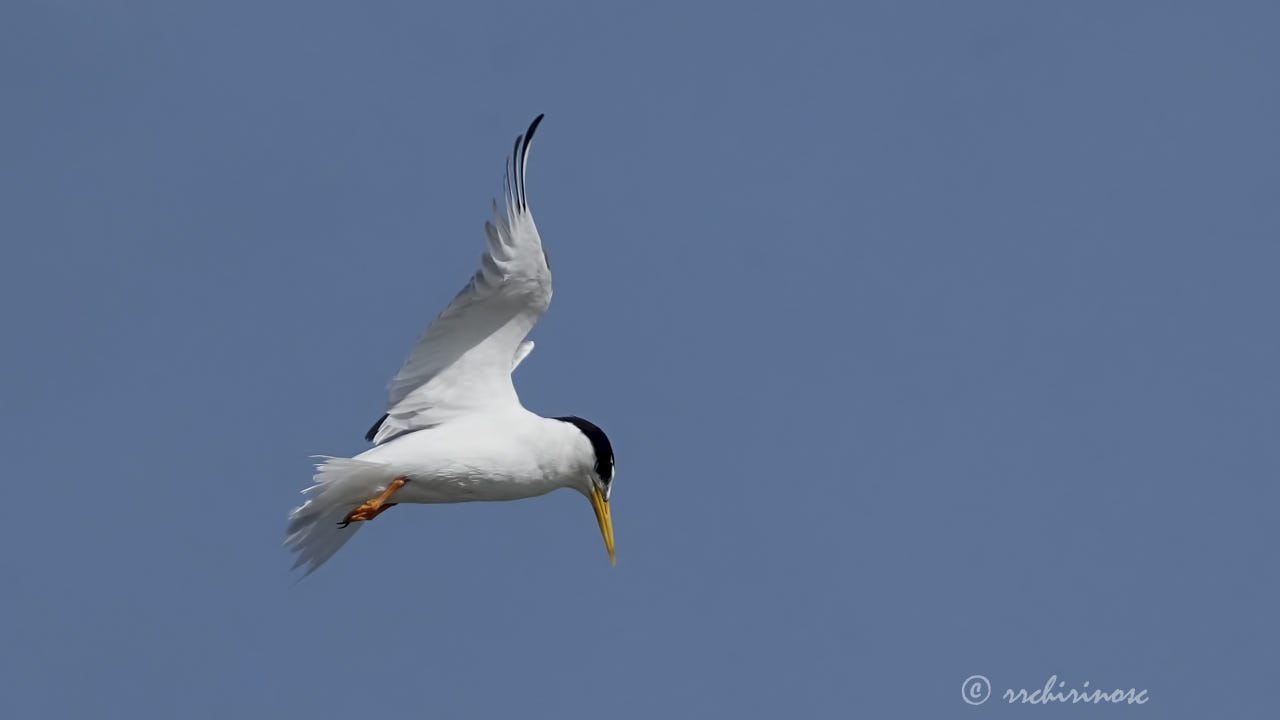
[337,477,407,528]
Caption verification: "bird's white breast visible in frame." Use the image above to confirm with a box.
[352,410,587,504]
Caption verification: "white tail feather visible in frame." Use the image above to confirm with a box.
[285,456,402,575]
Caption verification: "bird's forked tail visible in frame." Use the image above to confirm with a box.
[285,456,402,575]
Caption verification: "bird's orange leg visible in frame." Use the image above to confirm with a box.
[338,477,407,528]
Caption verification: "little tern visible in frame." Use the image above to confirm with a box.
[285,115,616,574]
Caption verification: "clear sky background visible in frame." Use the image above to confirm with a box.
[2,2,1277,718]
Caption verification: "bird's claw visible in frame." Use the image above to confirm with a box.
[336,478,407,528]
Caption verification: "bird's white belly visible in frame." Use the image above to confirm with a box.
[352,417,570,505]
[391,471,563,504]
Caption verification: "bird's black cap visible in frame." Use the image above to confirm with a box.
[555,416,614,482]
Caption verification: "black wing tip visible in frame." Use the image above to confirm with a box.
[513,114,545,212]
[523,114,545,149]
[511,135,522,206]
[364,413,388,442]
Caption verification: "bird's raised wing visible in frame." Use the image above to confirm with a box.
[365,115,551,445]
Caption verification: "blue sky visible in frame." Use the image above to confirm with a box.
[2,2,1277,717]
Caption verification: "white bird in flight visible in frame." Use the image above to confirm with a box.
[285,115,616,574]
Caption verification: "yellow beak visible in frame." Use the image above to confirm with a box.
[589,485,616,565]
